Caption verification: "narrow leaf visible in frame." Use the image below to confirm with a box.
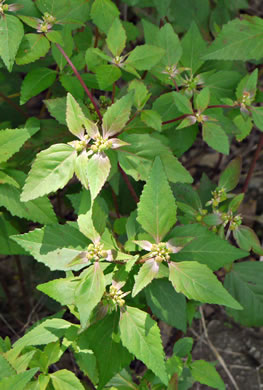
[87,153,111,201]
[120,306,168,384]
[75,263,105,328]
[132,259,159,297]
[137,157,177,242]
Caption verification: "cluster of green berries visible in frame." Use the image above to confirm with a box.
[102,285,126,310]
[221,212,242,231]
[206,187,227,208]
[38,13,56,33]
[0,3,8,13]
[195,209,208,222]
[150,243,172,263]
[91,135,112,153]
[85,243,108,262]
[241,91,253,107]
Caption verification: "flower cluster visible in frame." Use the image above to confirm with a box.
[206,187,227,208]
[221,211,242,231]
[37,12,57,33]
[148,242,172,263]
[102,285,128,311]
[85,243,109,262]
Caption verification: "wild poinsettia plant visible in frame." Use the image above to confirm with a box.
[0,0,263,389]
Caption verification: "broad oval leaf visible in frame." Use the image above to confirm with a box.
[21,144,76,201]
[51,369,85,390]
[16,33,50,65]
[102,94,132,138]
[169,261,242,310]
[218,157,242,192]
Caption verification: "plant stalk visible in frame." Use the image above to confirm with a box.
[55,43,102,121]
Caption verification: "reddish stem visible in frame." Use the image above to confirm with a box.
[111,82,116,104]
[55,43,102,121]
[0,91,28,118]
[162,113,190,125]
[242,132,263,193]
[118,163,139,203]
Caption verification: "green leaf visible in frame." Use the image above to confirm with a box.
[102,94,132,137]
[37,277,77,306]
[78,312,132,389]
[172,224,248,270]
[170,0,209,33]
[169,261,242,310]
[173,92,193,114]
[233,225,263,255]
[195,87,210,112]
[251,106,263,131]
[141,110,162,131]
[35,0,90,26]
[51,369,85,390]
[219,157,242,192]
[77,191,107,242]
[137,157,177,242]
[191,360,225,390]
[45,97,67,125]
[11,223,88,271]
[156,23,182,68]
[153,0,171,18]
[203,17,263,61]
[16,34,50,65]
[126,45,165,71]
[119,306,168,385]
[21,144,76,201]
[14,318,72,348]
[180,22,207,74]
[45,31,64,45]
[128,79,150,110]
[0,354,16,379]
[173,337,193,357]
[0,214,25,255]
[75,263,105,328]
[160,153,193,184]
[152,92,181,129]
[0,369,38,390]
[132,259,159,297]
[87,153,111,201]
[202,122,229,154]
[95,64,121,89]
[91,0,120,34]
[0,15,23,72]
[20,68,57,105]
[145,279,187,332]
[236,69,258,100]
[74,153,89,190]
[51,26,74,70]
[66,93,93,139]
[0,126,39,164]
[0,182,57,225]
[224,261,263,326]
[106,18,126,57]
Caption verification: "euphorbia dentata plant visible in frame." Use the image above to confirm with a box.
[0,0,263,389]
